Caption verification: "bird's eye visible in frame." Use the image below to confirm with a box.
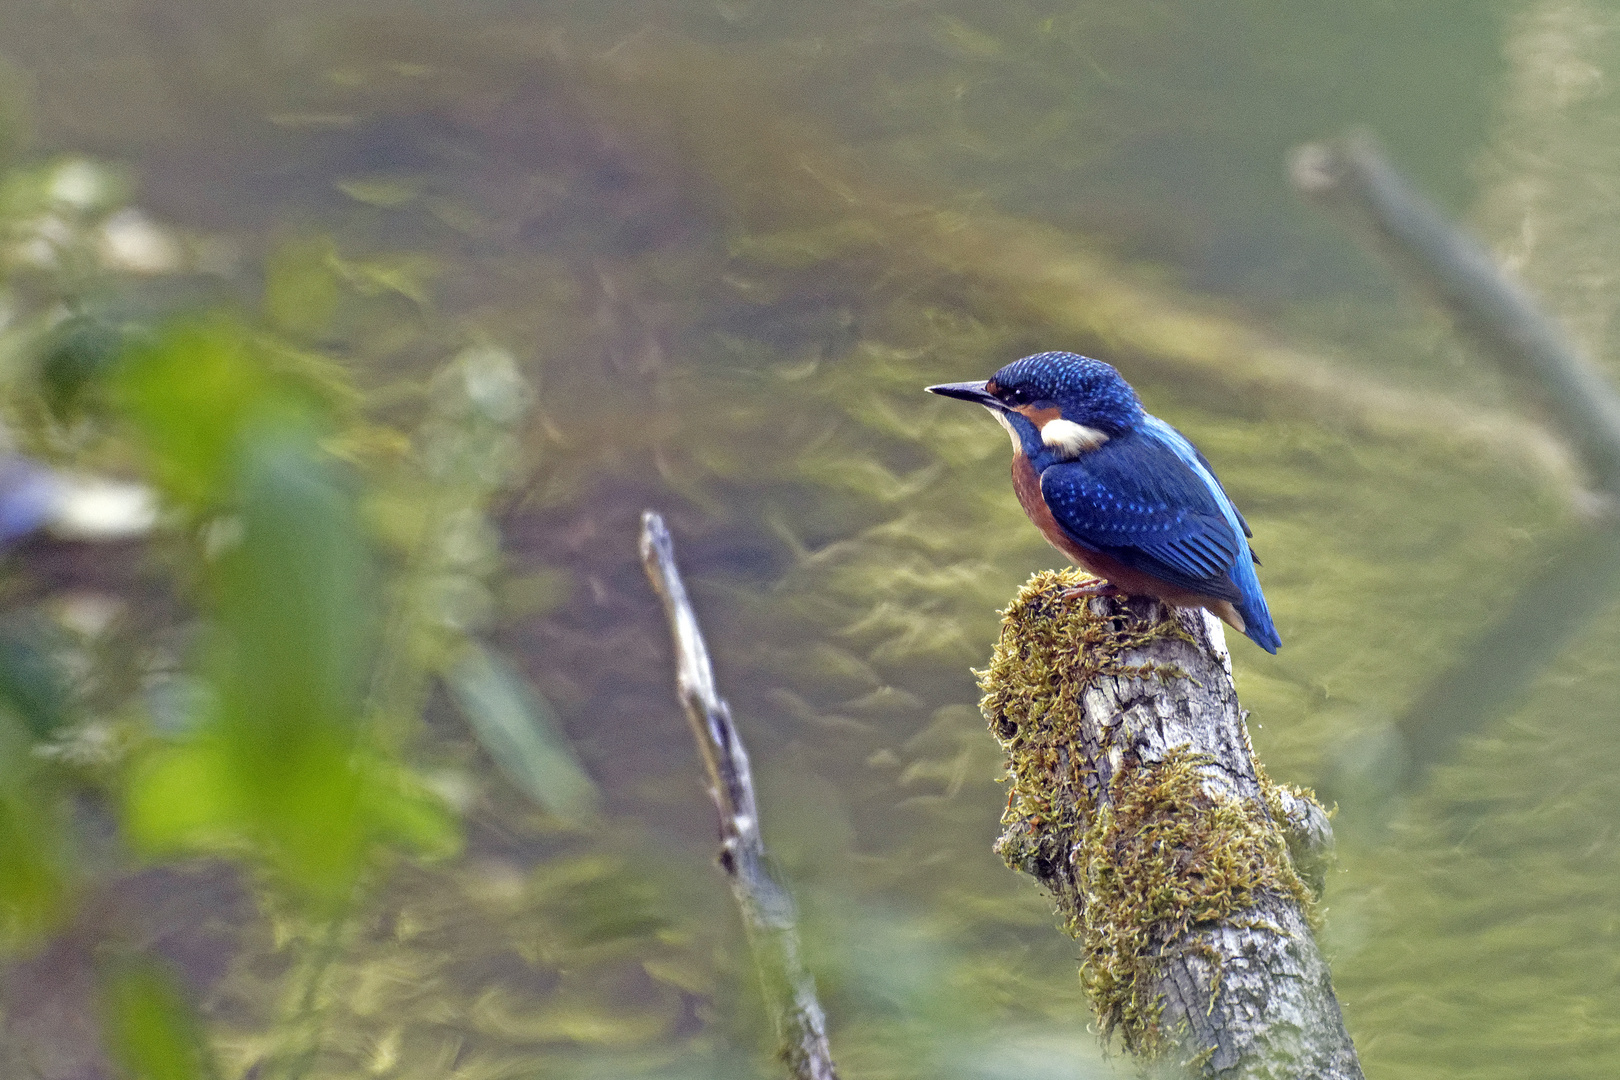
[1004,386,1032,406]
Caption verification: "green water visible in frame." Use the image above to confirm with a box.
[5,1,1618,1078]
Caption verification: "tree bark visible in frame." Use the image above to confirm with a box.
[980,571,1360,1079]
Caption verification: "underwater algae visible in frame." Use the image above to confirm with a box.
[978,569,1354,1075]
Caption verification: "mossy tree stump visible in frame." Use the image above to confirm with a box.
[980,570,1361,1079]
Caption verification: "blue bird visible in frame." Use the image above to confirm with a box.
[927,351,1280,653]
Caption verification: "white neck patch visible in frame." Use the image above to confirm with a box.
[988,407,1021,451]
[1040,418,1110,458]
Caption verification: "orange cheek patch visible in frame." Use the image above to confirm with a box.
[1015,404,1063,425]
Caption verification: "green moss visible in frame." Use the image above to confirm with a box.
[977,569,1315,1058]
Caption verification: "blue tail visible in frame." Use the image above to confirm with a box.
[1229,550,1281,654]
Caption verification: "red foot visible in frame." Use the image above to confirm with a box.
[1060,580,1123,600]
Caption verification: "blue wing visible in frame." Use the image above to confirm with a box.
[1039,431,1244,603]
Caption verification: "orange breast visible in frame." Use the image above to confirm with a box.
[1009,454,1245,631]
[1011,453,1091,565]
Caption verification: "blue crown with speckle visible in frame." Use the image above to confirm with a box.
[992,352,1143,433]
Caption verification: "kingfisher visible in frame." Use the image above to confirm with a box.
[927,351,1280,653]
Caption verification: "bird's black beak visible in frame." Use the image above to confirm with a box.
[925,380,1003,410]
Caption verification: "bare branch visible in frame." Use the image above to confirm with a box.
[639,510,839,1080]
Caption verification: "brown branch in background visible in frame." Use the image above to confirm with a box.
[1291,131,1620,500]
[981,571,1361,1079]
[1291,132,1620,799]
[639,511,839,1080]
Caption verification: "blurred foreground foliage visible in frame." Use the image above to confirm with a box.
[0,153,621,1080]
[116,316,458,903]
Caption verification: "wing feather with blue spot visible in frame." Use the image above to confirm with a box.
[1038,432,1244,602]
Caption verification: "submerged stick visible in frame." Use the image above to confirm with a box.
[639,510,838,1080]
[980,571,1360,1079]
[1292,132,1620,794]
[1291,131,1620,500]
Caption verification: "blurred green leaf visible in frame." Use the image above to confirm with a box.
[356,756,461,860]
[126,735,458,903]
[110,317,273,507]
[214,420,374,746]
[0,696,69,946]
[445,644,600,822]
[99,958,216,1080]
[124,730,373,894]
[125,419,379,901]
[37,312,127,418]
[123,739,240,854]
[125,411,459,901]
[0,785,68,946]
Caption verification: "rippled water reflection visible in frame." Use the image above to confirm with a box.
[4,2,1618,1078]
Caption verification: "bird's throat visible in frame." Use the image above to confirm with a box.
[988,407,1022,452]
